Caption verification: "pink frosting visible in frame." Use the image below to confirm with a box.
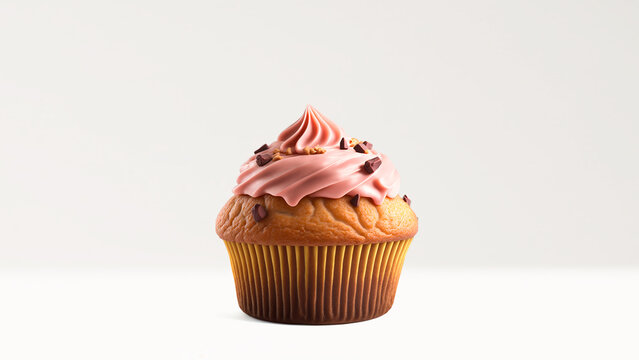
[233,105,401,206]
[277,105,344,154]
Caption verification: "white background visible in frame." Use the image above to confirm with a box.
[1,0,638,359]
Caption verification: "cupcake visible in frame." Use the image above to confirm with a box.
[216,105,418,324]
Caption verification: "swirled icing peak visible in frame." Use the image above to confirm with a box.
[278,105,344,154]
[233,105,401,206]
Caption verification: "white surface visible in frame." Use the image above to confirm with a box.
[1,268,638,360]
[2,0,639,269]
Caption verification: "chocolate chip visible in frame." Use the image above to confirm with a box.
[354,143,368,153]
[350,194,360,207]
[363,157,381,173]
[252,204,267,222]
[340,137,348,150]
[362,141,373,149]
[256,153,272,166]
[254,144,269,154]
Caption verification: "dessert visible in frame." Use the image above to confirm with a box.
[216,105,418,324]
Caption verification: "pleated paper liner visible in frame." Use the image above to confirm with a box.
[224,238,412,324]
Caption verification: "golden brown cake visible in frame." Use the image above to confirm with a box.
[216,105,418,324]
[217,194,417,246]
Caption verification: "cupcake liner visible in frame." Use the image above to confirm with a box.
[223,238,412,324]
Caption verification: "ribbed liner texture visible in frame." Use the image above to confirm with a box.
[223,238,412,324]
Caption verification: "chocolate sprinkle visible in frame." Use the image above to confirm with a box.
[363,157,381,173]
[254,144,269,154]
[256,153,273,166]
[252,204,267,222]
[340,137,348,150]
[350,194,360,207]
[402,194,411,206]
[354,143,368,153]
[362,141,373,149]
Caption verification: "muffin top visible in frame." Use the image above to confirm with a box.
[217,106,417,245]
[233,105,401,206]
[217,194,416,245]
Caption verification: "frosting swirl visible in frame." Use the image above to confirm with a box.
[277,105,344,153]
[233,106,401,206]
